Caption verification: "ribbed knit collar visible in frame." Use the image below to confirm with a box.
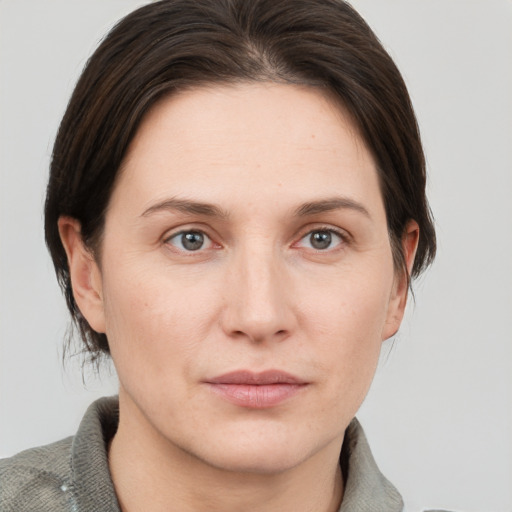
[70,396,403,512]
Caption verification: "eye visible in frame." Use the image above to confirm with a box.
[165,230,215,252]
[296,229,345,251]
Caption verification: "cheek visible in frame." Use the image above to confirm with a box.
[299,263,393,395]
[100,262,221,390]
[301,259,393,341]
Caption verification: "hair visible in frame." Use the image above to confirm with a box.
[45,0,436,363]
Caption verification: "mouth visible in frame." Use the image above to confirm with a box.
[204,370,309,409]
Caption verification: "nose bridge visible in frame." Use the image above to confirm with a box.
[222,238,293,342]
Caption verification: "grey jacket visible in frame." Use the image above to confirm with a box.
[0,397,448,511]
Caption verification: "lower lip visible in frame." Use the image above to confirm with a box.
[206,383,307,409]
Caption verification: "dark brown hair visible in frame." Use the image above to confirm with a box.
[45,0,436,362]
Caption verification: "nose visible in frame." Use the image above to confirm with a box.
[220,244,296,344]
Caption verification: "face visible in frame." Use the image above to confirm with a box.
[63,83,414,475]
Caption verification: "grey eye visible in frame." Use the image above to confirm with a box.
[180,231,204,251]
[167,230,211,252]
[309,231,332,250]
[296,229,344,251]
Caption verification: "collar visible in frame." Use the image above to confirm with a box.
[338,418,403,511]
[70,397,403,512]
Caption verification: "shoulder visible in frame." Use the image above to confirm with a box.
[0,396,120,512]
[0,437,75,511]
[342,420,457,512]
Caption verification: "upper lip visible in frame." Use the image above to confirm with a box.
[206,370,307,385]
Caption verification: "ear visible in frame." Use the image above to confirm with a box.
[58,216,106,334]
[381,220,420,341]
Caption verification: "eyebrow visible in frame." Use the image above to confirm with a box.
[141,198,230,219]
[294,197,371,218]
[141,196,370,220]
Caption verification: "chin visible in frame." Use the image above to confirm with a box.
[180,421,331,475]
[197,444,307,475]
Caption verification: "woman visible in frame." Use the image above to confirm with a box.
[1,0,441,510]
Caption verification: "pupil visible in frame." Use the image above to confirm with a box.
[182,232,204,251]
[310,231,331,250]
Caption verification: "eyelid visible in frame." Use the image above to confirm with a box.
[162,222,218,242]
[293,225,350,250]
[163,226,221,253]
[161,223,350,253]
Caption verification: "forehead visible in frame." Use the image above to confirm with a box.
[113,83,382,216]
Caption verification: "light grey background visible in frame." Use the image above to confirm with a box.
[1,1,511,511]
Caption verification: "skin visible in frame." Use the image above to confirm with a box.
[59,83,418,512]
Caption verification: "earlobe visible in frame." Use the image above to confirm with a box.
[58,217,106,334]
[381,220,420,341]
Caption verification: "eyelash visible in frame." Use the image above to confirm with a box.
[163,226,349,254]
[164,229,218,254]
[293,226,348,252]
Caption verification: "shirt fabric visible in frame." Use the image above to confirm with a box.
[0,396,450,511]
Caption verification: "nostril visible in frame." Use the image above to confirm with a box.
[228,329,289,343]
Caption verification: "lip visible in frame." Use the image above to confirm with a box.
[205,370,309,409]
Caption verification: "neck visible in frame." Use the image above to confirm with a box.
[108,392,344,512]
